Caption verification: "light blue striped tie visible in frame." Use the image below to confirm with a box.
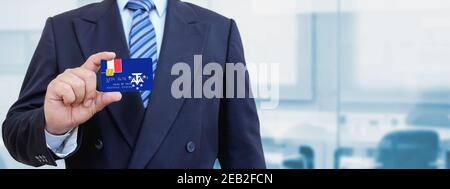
[126,0,157,108]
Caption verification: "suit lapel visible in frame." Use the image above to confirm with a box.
[128,0,210,168]
[73,0,145,148]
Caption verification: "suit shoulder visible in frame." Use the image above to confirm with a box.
[183,2,231,24]
[51,2,101,22]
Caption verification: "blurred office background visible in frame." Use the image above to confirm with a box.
[1,0,450,169]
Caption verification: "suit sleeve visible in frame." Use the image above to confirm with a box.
[2,18,62,167]
[218,19,266,169]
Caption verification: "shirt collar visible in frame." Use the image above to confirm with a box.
[117,0,167,17]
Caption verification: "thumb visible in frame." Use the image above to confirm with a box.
[94,92,122,112]
[82,52,116,72]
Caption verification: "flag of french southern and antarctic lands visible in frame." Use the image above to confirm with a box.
[100,58,153,92]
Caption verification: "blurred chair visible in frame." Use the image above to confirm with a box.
[376,130,439,169]
[283,146,314,169]
[334,147,353,169]
[446,151,450,169]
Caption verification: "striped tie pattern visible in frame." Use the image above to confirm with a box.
[126,0,157,108]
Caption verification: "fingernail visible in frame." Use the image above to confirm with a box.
[84,99,93,107]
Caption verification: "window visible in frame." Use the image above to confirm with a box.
[338,0,450,169]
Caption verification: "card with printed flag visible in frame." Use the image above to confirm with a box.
[100,58,153,92]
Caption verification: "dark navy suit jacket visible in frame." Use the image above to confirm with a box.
[2,0,265,169]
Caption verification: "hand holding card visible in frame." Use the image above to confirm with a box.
[44,52,122,135]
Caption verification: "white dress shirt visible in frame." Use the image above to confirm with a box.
[45,0,167,158]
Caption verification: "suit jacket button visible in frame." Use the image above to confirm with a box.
[186,141,195,153]
[95,139,103,150]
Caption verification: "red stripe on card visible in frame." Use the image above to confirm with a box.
[114,59,122,73]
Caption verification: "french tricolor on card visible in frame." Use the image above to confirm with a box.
[106,59,122,76]
[100,58,153,92]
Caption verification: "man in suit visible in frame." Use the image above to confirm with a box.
[2,0,265,169]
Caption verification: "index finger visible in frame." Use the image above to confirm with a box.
[82,52,116,72]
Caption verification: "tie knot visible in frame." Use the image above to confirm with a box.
[126,0,155,12]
